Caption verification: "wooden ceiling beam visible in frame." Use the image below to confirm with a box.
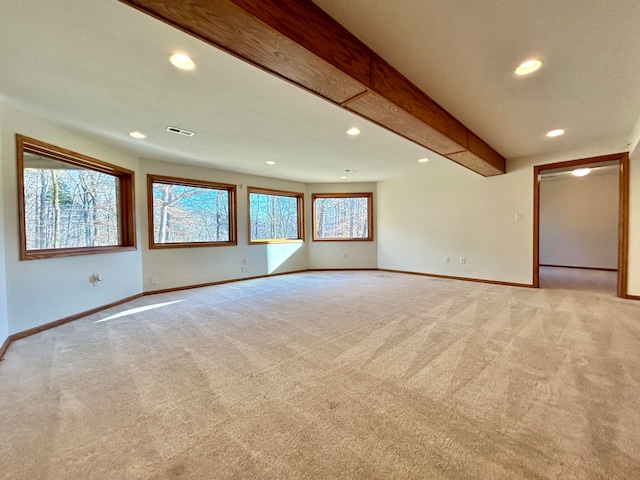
[120,0,506,176]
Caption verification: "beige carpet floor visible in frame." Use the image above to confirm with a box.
[539,266,618,294]
[1,271,640,479]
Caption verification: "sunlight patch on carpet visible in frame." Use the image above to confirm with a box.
[94,299,186,323]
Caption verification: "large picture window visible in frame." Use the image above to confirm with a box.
[248,187,304,243]
[17,135,136,260]
[148,175,236,248]
[312,193,373,241]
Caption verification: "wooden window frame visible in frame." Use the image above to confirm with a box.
[247,187,305,244]
[312,192,374,242]
[16,134,136,261]
[147,174,237,249]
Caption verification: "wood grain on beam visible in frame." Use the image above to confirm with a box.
[447,150,504,177]
[230,0,372,87]
[448,130,507,176]
[467,131,506,173]
[370,55,469,148]
[119,0,506,176]
[125,0,367,103]
[345,91,465,156]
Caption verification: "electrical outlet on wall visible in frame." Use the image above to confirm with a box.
[341,252,347,259]
[460,257,466,264]
[150,276,158,285]
[444,256,450,263]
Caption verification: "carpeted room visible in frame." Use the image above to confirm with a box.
[2,0,640,479]
[2,270,640,479]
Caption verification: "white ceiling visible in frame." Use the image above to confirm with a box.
[1,0,640,183]
[315,0,640,159]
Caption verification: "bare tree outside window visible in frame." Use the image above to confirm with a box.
[312,193,373,241]
[148,175,237,248]
[17,135,136,260]
[23,158,120,250]
[248,188,303,242]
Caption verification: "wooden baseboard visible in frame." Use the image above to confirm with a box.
[0,294,143,360]
[540,264,618,272]
[0,267,549,361]
[378,268,535,288]
[1,270,313,360]
[0,336,11,361]
[625,294,640,301]
[143,270,308,296]
[307,268,378,272]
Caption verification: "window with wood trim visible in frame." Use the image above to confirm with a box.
[312,193,373,241]
[148,175,237,248]
[248,187,304,243]
[17,134,136,260]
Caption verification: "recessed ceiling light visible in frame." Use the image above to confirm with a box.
[339,175,348,180]
[546,128,565,137]
[129,131,146,139]
[265,160,276,165]
[418,158,429,163]
[346,127,361,136]
[572,168,591,177]
[169,52,196,71]
[515,59,542,75]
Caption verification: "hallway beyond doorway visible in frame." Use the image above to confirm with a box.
[539,266,617,295]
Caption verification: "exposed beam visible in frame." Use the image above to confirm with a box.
[119,0,506,176]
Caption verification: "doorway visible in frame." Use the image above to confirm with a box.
[533,152,630,297]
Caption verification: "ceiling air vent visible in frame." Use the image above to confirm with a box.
[166,126,195,137]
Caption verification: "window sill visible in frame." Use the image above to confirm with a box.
[21,245,137,261]
[149,241,237,249]
[249,239,305,245]
[312,238,373,242]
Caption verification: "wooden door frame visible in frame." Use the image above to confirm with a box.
[533,152,630,297]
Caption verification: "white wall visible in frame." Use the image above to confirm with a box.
[139,158,309,292]
[0,104,143,335]
[377,160,533,284]
[0,112,9,345]
[306,183,378,269]
[0,105,376,336]
[1,105,638,342]
[629,147,640,296]
[377,140,638,287]
[540,173,619,269]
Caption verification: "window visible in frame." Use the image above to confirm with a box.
[248,187,304,243]
[148,175,236,248]
[17,134,136,260]
[312,193,373,241]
